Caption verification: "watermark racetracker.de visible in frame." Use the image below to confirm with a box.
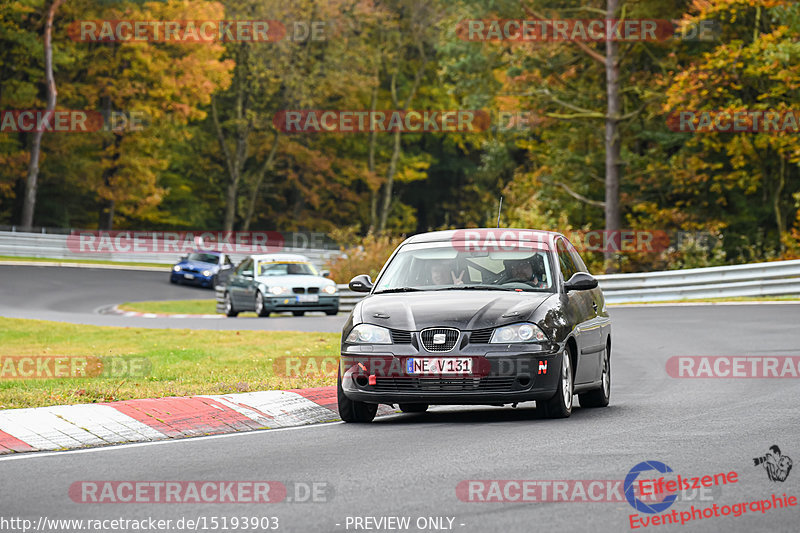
[666,356,800,378]
[66,230,337,254]
[0,356,150,379]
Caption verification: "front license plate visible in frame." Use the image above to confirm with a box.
[297,294,319,303]
[183,273,195,280]
[406,358,472,375]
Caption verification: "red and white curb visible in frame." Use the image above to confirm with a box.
[0,387,394,454]
[105,305,222,319]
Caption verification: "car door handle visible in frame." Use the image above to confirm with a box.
[592,301,598,312]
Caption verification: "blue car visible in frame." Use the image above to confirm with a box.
[170,251,233,288]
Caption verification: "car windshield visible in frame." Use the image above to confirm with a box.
[374,242,555,293]
[187,253,219,264]
[257,261,319,276]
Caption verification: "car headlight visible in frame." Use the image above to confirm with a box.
[173,265,181,272]
[345,324,392,344]
[322,285,337,295]
[490,323,547,343]
[202,270,212,277]
[269,286,289,295]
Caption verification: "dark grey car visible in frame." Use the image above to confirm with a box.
[338,228,611,422]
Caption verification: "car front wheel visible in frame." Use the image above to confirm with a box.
[539,347,574,419]
[224,292,238,317]
[337,371,378,423]
[255,291,269,317]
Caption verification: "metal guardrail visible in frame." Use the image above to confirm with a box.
[4,230,799,311]
[332,260,800,311]
[0,230,341,269]
[598,259,800,303]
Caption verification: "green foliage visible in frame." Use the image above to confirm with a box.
[0,0,798,271]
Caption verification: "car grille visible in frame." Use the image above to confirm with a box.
[292,287,305,294]
[371,377,517,392]
[390,329,412,344]
[420,328,459,352]
[308,287,320,294]
[469,328,494,343]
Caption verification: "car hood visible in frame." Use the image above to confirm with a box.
[357,291,553,331]
[254,274,334,288]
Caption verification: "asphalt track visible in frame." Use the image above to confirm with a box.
[0,265,347,331]
[0,265,799,532]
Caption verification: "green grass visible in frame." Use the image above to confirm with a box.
[610,295,800,305]
[0,255,167,268]
[0,317,340,409]
[119,299,219,315]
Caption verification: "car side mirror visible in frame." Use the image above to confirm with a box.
[349,274,373,293]
[564,272,598,292]
[320,270,330,278]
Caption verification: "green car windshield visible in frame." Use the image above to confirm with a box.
[257,261,319,276]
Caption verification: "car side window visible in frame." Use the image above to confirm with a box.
[235,258,253,275]
[556,238,577,281]
[565,240,589,273]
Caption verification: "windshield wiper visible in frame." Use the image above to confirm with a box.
[374,287,424,294]
[435,285,514,291]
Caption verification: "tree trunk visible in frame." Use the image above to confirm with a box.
[213,44,251,233]
[774,155,786,252]
[367,81,379,234]
[377,128,401,233]
[241,132,279,231]
[376,51,427,233]
[20,0,64,230]
[603,0,621,272]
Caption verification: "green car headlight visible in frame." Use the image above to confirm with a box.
[322,285,337,295]
[269,286,289,295]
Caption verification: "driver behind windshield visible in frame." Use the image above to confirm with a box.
[503,258,547,289]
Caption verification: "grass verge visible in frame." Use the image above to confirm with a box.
[0,317,339,409]
[119,299,218,315]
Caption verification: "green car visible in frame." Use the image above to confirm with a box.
[222,253,339,317]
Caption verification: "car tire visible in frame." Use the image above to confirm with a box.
[292,311,305,317]
[399,403,428,413]
[539,347,574,419]
[169,277,177,284]
[210,275,218,288]
[325,309,339,316]
[337,371,378,423]
[579,344,610,408]
[255,291,269,317]
[224,292,238,317]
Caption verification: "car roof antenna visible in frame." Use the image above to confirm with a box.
[496,196,504,228]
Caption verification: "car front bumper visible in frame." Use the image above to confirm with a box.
[171,271,215,286]
[265,295,339,312]
[339,351,564,405]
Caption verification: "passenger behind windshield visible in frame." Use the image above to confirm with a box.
[429,261,464,286]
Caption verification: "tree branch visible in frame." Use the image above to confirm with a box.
[553,181,605,207]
